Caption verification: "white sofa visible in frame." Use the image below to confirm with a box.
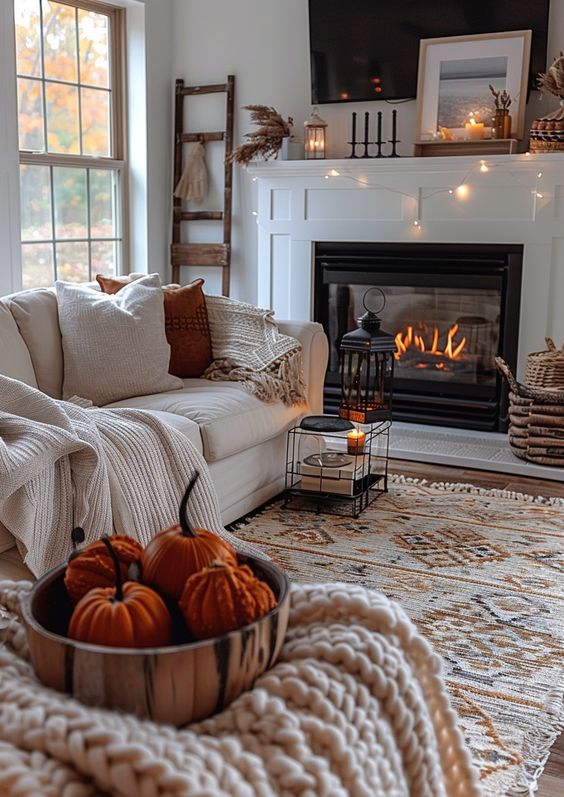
[0,286,328,581]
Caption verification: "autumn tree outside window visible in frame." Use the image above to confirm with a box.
[15,0,125,288]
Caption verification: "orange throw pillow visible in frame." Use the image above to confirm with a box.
[95,274,131,294]
[96,275,213,377]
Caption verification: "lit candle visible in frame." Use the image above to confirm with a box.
[465,113,485,140]
[346,428,366,455]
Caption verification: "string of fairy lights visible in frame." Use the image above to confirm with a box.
[250,152,546,229]
[320,154,545,230]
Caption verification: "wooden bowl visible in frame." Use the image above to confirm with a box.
[20,555,290,726]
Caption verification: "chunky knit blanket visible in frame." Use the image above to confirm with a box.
[0,376,259,576]
[204,295,307,406]
[0,580,480,797]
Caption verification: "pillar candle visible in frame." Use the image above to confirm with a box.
[347,428,366,455]
[465,120,485,140]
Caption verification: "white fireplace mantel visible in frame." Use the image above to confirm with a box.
[248,153,564,378]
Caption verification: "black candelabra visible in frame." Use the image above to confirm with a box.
[348,110,400,158]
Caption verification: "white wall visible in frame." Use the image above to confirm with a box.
[171,0,564,304]
[171,0,311,300]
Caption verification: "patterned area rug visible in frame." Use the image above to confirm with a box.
[231,476,564,797]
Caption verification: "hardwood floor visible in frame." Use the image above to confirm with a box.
[388,458,564,797]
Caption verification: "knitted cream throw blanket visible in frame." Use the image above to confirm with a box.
[204,295,307,406]
[0,580,480,797]
[0,376,259,576]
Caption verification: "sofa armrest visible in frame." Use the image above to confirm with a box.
[276,320,328,415]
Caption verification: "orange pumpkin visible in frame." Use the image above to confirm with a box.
[179,559,277,640]
[68,537,172,648]
[141,472,236,600]
[65,532,143,605]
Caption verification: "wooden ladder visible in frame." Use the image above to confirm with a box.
[171,75,235,295]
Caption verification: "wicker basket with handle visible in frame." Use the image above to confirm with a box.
[496,356,564,466]
[524,338,564,390]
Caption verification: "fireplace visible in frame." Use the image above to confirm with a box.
[314,242,523,431]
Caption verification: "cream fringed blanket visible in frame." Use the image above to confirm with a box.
[204,295,307,406]
[0,581,480,797]
[0,376,258,576]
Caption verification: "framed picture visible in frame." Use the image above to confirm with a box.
[415,30,532,143]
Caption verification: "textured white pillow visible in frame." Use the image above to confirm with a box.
[56,274,183,405]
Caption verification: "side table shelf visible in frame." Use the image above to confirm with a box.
[284,417,391,517]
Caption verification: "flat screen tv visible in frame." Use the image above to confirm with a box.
[309,0,550,103]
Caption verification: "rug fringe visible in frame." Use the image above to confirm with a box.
[390,474,564,507]
[506,685,564,796]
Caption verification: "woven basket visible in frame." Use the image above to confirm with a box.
[524,338,564,390]
[496,357,564,466]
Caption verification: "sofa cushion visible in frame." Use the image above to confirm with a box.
[8,288,63,397]
[0,302,38,387]
[56,275,183,405]
[106,380,303,461]
[98,275,213,378]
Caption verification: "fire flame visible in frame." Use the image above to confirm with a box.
[394,323,467,363]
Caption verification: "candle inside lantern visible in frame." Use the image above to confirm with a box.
[465,113,485,140]
[347,427,366,455]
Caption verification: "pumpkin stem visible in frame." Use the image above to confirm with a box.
[179,472,199,537]
[71,526,85,549]
[101,536,124,602]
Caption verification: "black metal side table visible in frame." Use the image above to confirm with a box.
[284,415,391,518]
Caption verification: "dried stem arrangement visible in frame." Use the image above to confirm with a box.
[229,105,293,165]
[489,84,512,111]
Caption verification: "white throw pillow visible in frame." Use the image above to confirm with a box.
[56,274,183,405]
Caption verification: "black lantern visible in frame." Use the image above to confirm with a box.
[339,288,396,424]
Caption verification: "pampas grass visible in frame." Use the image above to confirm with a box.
[229,105,293,165]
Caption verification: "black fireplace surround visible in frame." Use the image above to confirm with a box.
[314,242,523,432]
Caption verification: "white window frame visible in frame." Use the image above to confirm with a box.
[16,0,128,282]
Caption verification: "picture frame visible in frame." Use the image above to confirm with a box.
[415,30,532,144]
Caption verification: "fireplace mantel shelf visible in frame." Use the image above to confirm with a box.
[247,152,564,179]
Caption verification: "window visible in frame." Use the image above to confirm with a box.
[14,0,125,288]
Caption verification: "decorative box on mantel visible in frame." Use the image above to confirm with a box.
[247,154,564,381]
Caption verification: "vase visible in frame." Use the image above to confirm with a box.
[492,109,511,139]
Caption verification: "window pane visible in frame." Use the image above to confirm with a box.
[90,169,115,237]
[78,9,109,88]
[42,1,78,83]
[91,240,116,277]
[81,87,110,156]
[17,78,45,151]
[21,242,54,288]
[15,0,42,78]
[53,167,87,238]
[45,81,79,153]
[20,165,52,241]
[56,241,89,282]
